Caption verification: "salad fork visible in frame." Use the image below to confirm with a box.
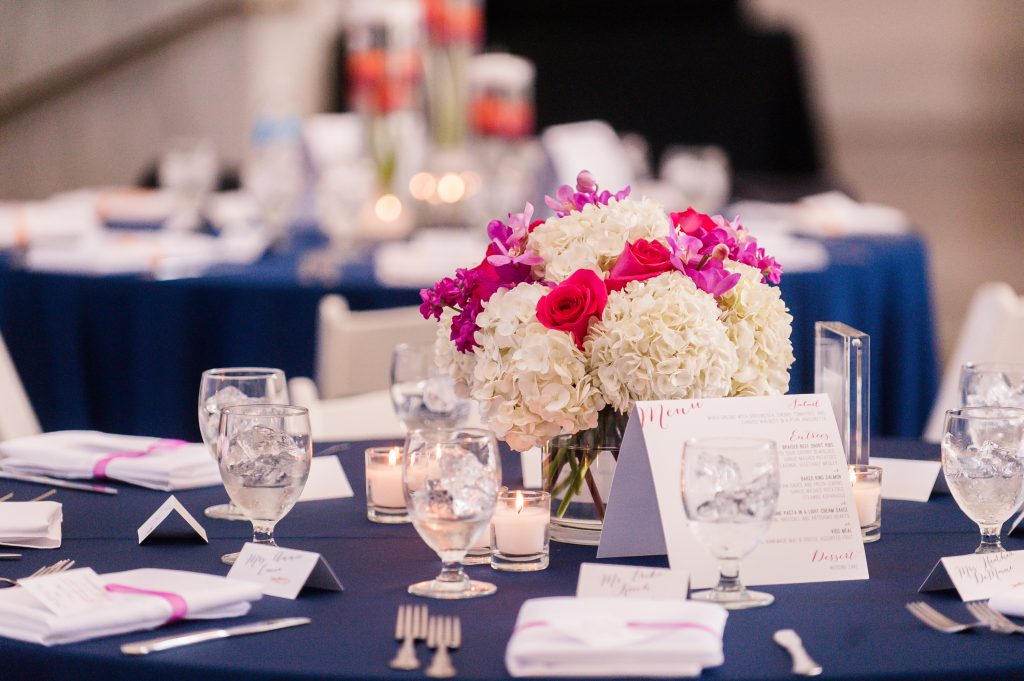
[905,601,985,633]
[0,558,75,587]
[425,616,460,678]
[389,604,428,670]
[966,601,1024,634]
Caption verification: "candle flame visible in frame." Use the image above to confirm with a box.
[849,466,857,486]
[435,443,443,460]
[515,490,524,514]
[388,447,399,466]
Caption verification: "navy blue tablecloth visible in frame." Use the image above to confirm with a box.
[0,438,1021,681]
[0,234,937,440]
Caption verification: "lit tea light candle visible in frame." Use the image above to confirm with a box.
[366,446,406,509]
[493,490,549,555]
[850,465,881,525]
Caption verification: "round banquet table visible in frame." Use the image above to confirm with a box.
[0,233,937,441]
[0,438,1021,681]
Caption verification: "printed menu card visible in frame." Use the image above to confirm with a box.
[598,395,869,589]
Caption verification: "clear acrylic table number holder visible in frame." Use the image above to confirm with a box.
[814,322,870,467]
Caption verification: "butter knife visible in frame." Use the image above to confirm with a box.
[773,629,822,676]
[0,470,118,495]
[121,617,311,655]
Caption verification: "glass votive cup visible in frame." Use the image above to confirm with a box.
[490,490,550,572]
[850,464,882,543]
[365,446,409,523]
[464,485,506,565]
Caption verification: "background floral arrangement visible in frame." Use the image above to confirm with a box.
[420,170,795,452]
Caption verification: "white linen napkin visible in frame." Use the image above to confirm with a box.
[0,568,262,645]
[989,585,1024,618]
[0,502,61,549]
[505,597,727,678]
[374,229,487,287]
[0,431,220,491]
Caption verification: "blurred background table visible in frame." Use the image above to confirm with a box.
[0,229,936,441]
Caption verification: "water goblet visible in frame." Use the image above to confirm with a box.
[960,363,1024,408]
[403,427,501,599]
[198,368,288,520]
[681,437,780,610]
[217,404,312,565]
[941,407,1024,553]
[390,342,473,432]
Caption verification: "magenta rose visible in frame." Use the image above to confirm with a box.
[606,239,673,292]
[670,207,717,235]
[536,269,608,349]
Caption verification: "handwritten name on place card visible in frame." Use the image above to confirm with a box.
[920,551,1024,601]
[576,563,688,600]
[227,543,343,600]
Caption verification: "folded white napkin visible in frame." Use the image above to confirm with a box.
[374,229,487,287]
[0,196,101,249]
[989,585,1024,618]
[505,597,727,678]
[24,228,268,277]
[726,192,909,238]
[0,502,61,549]
[0,568,262,645]
[0,431,220,491]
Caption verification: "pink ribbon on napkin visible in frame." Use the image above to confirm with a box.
[91,439,186,479]
[104,584,188,623]
[514,619,721,639]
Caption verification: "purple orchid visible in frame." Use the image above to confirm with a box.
[544,170,632,217]
[487,202,543,268]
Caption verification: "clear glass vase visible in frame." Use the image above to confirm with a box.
[542,410,628,545]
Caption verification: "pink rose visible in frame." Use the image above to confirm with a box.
[536,269,608,349]
[670,207,717,235]
[606,239,673,292]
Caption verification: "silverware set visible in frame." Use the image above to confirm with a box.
[906,600,1024,634]
[0,558,75,587]
[0,489,57,503]
[389,605,462,677]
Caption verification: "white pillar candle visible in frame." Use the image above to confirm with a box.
[367,447,406,508]
[850,467,881,525]
[493,491,549,555]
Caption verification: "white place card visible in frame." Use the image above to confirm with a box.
[20,567,110,617]
[137,495,208,544]
[871,456,940,502]
[576,563,688,600]
[599,395,869,589]
[226,543,343,600]
[919,551,1024,601]
[298,455,354,502]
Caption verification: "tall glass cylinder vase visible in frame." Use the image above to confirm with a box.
[542,409,628,545]
[415,0,483,229]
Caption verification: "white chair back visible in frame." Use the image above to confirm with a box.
[287,376,404,441]
[923,282,1024,441]
[315,294,438,399]
[0,332,41,440]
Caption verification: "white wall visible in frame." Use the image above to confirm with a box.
[748,0,1024,367]
[0,0,348,200]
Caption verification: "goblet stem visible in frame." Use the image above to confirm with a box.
[714,559,744,596]
[252,522,278,547]
[976,524,1005,554]
[436,560,469,585]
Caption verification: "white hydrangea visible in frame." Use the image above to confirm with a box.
[586,272,739,412]
[718,261,795,396]
[469,283,605,451]
[527,196,670,283]
[433,309,476,398]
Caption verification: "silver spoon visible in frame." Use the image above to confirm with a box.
[773,629,822,676]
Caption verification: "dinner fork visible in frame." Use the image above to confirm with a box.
[389,604,428,670]
[425,615,461,679]
[0,558,76,587]
[905,601,986,633]
[966,601,1024,634]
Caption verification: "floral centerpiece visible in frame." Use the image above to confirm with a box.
[420,170,794,542]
